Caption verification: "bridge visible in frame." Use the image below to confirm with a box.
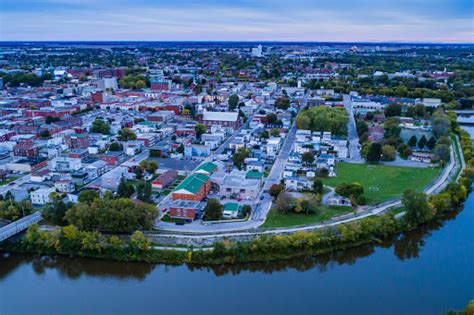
[0,212,42,242]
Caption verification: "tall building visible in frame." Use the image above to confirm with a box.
[252,44,263,57]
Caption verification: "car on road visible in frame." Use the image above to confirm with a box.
[175,221,184,226]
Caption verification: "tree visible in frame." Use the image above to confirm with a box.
[203,198,223,221]
[117,128,137,141]
[228,94,239,111]
[384,104,402,117]
[78,190,99,204]
[402,189,434,225]
[301,151,315,165]
[269,184,284,198]
[296,106,348,135]
[366,142,382,163]
[232,147,250,170]
[195,123,206,140]
[109,142,123,151]
[431,112,450,138]
[193,84,202,95]
[136,180,152,203]
[296,114,311,130]
[313,178,323,194]
[266,113,278,124]
[336,183,364,199]
[356,120,368,137]
[427,137,437,150]
[434,143,450,162]
[135,80,146,89]
[241,205,251,217]
[39,130,50,139]
[65,197,158,232]
[294,195,320,215]
[129,231,151,251]
[316,167,329,178]
[381,145,396,161]
[117,177,135,198]
[418,135,427,150]
[42,194,69,226]
[139,160,158,174]
[269,129,280,137]
[90,119,110,134]
[275,96,290,110]
[408,135,418,147]
[275,192,295,213]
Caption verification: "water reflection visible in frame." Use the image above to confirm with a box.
[0,209,462,280]
[0,253,156,280]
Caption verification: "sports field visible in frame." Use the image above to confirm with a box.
[323,163,441,205]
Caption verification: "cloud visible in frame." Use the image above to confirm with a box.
[0,0,472,42]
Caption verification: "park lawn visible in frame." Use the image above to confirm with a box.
[0,176,18,186]
[160,214,185,223]
[262,205,354,229]
[323,162,441,205]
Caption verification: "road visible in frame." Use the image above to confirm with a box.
[152,136,461,237]
[0,174,31,196]
[155,95,305,232]
[342,94,363,162]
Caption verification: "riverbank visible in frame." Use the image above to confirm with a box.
[1,129,472,266]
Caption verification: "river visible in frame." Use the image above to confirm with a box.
[1,188,473,315]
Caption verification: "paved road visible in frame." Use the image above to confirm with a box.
[152,137,461,237]
[155,96,306,233]
[0,174,31,196]
[342,94,363,162]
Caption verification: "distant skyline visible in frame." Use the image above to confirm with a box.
[1,0,473,43]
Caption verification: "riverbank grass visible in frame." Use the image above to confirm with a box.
[262,205,354,229]
[323,163,440,205]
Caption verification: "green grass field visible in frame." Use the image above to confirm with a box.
[323,163,441,205]
[262,205,354,229]
[0,176,18,186]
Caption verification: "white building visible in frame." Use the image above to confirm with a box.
[251,45,263,57]
[50,157,82,172]
[30,187,55,205]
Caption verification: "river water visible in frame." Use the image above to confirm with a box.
[1,189,473,315]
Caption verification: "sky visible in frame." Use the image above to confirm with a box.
[0,0,473,42]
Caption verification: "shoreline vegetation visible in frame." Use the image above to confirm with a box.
[1,128,472,266]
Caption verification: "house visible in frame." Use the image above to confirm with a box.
[64,133,90,149]
[184,144,211,157]
[284,176,312,191]
[54,180,75,193]
[99,151,124,166]
[31,169,52,183]
[246,160,265,172]
[50,157,82,172]
[211,170,261,200]
[101,167,128,190]
[171,173,211,201]
[195,162,218,176]
[265,137,282,158]
[30,187,56,205]
[199,110,240,129]
[223,202,240,219]
[168,200,200,220]
[13,140,38,157]
[84,160,107,180]
[152,170,178,190]
[327,196,351,206]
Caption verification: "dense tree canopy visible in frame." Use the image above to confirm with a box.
[296,106,348,136]
[65,197,158,232]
